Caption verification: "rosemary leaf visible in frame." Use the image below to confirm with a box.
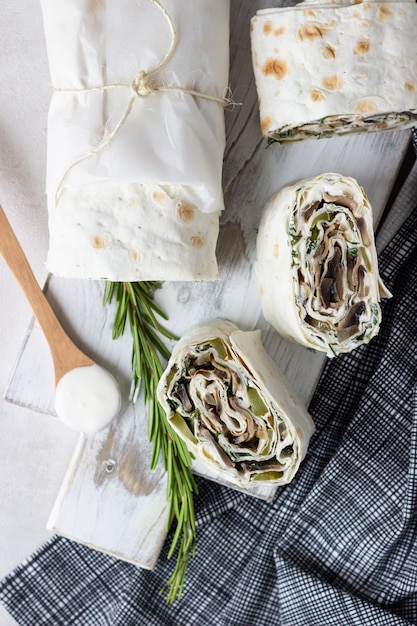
[103,281,198,603]
[181,461,197,493]
[168,500,187,558]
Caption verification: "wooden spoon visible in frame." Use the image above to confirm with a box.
[0,204,121,433]
[0,204,94,383]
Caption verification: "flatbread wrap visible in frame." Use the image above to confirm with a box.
[256,173,391,357]
[40,0,230,281]
[157,319,315,488]
[250,0,417,142]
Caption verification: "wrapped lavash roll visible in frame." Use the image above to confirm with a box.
[157,319,315,488]
[40,0,230,281]
[250,0,417,142]
[256,173,391,357]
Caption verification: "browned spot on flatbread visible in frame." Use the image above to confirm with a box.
[84,0,106,10]
[260,285,264,297]
[261,115,273,135]
[405,81,416,92]
[362,1,371,8]
[354,39,370,54]
[322,75,342,90]
[191,235,204,248]
[355,99,379,113]
[323,45,336,60]
[273,243,279,258]
[90,234,109,249]
[152,190,167,203]
[310,88,325,102]
[177,201,196,223]
[262,58,289,80]
[303,9,317,17]
[263,21,273,35]
[297,21,335,41]
[377,3,392,20]
[129,248,139,262]
[275,27,285,36]
[128,196,138,208]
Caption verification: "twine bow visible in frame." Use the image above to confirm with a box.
[131,71,155,98]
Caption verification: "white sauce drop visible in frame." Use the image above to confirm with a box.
[54,364,121,434]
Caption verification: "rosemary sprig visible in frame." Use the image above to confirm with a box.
[103,281,199,602]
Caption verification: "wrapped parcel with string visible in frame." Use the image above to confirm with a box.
[40,0,230,281]
[256,173,391,357]
[250,0,417,142]
[157,319,315,489]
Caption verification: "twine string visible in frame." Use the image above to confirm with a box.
[54,0,232,206]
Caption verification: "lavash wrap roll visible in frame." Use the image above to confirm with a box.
[256,173,391,357]
[250,0,417,142]
[40,0,230,281]
[157,319,315,488]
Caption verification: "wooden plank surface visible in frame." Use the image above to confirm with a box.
[4,0,412,568]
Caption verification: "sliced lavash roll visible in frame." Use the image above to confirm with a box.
[40,0,230,281]
[250,0,417,142]
[256,173,391,357]
[157,319,315,488]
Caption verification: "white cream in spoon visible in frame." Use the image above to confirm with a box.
[54,364,121,434]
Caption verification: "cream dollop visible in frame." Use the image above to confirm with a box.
[54,364,121,434]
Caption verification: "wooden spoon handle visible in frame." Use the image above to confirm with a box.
[0,205,93,383]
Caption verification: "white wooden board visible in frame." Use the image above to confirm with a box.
[4,0,411,569]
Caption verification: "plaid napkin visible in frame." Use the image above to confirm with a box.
[1,130,417,625]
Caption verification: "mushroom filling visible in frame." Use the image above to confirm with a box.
[290,194,381,348]
[166,340,297,479]
[270,111,417,143]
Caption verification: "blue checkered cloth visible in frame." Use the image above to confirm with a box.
[1,129,417,625]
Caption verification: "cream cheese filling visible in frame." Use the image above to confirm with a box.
[289,192,382,353]
[269,112,417,143]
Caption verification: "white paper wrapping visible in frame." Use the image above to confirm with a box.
[40,0,230,281]
[256,173,391,357]
[157,319,315,489]
[250,0,417,142]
